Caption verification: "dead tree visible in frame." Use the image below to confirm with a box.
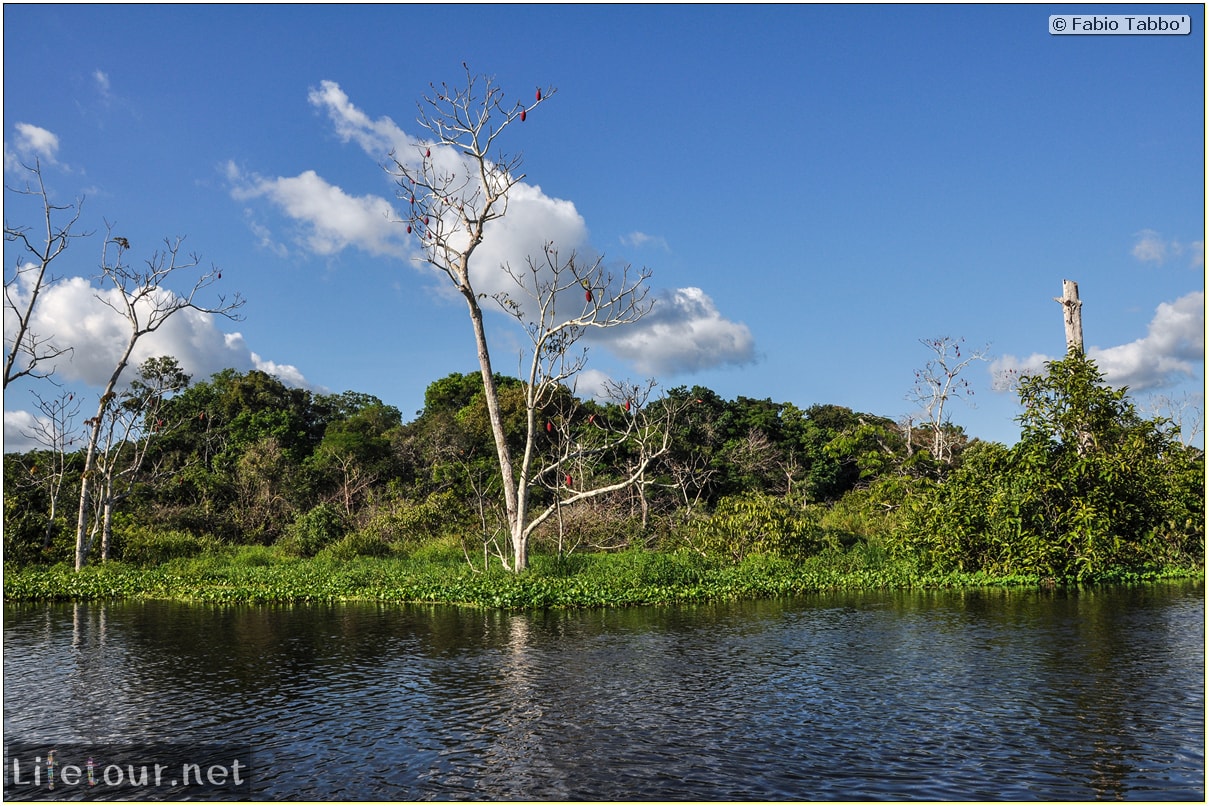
[387,67,662,571]
[4,160,86,388]
[908,336,988,463]
[86,356,190,561]
[21,388,82,550]
[1054,278,1084,355]
[74,232,243,570]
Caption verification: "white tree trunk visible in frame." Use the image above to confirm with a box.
[1054,279,1084,355]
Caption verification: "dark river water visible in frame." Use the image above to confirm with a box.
[3,581,1204,800]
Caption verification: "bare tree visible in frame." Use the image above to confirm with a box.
[1144,391,1204,448]
[74,233,244,569]
[908,336,988,463]
[21,388,83,550]
[387,67,664,571]
[4,160,87,388]
[86,356,190,561]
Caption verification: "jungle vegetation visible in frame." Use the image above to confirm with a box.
[4,350,1204,603]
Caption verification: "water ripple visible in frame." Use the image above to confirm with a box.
[4,583,1203,800]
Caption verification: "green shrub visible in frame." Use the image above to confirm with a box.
[361,491,461,546]
[228,544,280,567]
[319,530,391,561]
[119,526,224,567]
[691,492,838,562]
[279,504,347,558]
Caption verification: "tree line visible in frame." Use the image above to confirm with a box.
[4,349,1203,582]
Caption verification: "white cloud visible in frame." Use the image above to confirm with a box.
[992,291,1204,394]
[620,231,669,251]
[989,352,1052,391]
[3,410,43,454]
[229,165,407,259]
[599,287,756,376]
[1132,229,1203,268]
[231,81,756,379]
[4,274,309,391]
[1189,240,1204,268]
[1089,290,1204,390]
[7,123,61,170]
[1132,229,1167,264]
[308,80,412,157]
[571,368,613,401]
[251,352,312,389]
[94,69,111,98]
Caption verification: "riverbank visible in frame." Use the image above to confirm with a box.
[5,544,1202,607]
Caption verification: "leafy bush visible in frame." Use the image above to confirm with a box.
[279,504,347,558]
[119,526,225,567]
[691,492,838,562]
[360,491,461,546]
[320,530,392,561]
[900,355,1206,581]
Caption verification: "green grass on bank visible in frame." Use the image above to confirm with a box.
[5,542,1203,608]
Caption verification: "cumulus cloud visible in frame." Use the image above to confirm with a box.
[6,122,61,170]
[992,291,1204,394]
[308,80,412,157]
[1089,291,1203,390]
[3,410,43,454]
[571,368,613,401]
[228,165,407,259]
[3,274,309,391]
[1132,229,1203,268]
[599,287,756,376]
[231,81,754,378]
[989,352,1052,391]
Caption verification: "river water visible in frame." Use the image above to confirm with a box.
[3,582,1204,800]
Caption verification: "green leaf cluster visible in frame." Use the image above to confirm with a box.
[899,354,1204,581]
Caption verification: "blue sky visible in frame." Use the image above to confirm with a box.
[4,4,1204,453]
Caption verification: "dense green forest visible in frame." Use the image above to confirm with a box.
[5,349,1204,594]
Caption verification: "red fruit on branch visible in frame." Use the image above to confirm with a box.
[425,147,431,157]
[199,411,205,421]
[585,289,593,302]
[520,109,527,122]
[624,400,631,412]
[423,216,429,226]
[546,420,553,433]
[588,414,596,424]
[565,473,572,487]
[536,88,542,101]
[407,224,412,234]
[217,271,222,279]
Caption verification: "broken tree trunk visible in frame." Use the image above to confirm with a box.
[1053,279,1084,356]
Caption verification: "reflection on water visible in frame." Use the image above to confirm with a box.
[4,583,1204,800]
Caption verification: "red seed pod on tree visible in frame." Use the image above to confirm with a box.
[624,400,631,413]
[565,473,572,487]
[546,420,553,433]
[585,289,593,302]
[536,88,542,102]
[406,224,412,234]
[425,147,431,157]
[588,414,595,424]
[520,109,526,122]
